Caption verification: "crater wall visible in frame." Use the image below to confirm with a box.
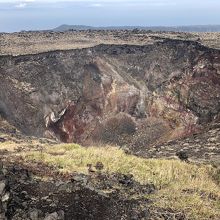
[0,40,220,150]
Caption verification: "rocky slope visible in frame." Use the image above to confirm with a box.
[0,39,220,152]
[0,164,154,220]
[0,119,219,220]
[133,122,220,164]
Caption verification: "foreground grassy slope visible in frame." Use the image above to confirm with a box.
[22,143,220,220]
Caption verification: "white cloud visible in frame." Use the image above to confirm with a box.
[15,2,26,7]
[90,3,102,7]
[1,0,217,7]
[11,0,35,9]
[0,0,169,2]
[0,0,174,2]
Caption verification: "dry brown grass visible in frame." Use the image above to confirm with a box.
[21,143,220,220]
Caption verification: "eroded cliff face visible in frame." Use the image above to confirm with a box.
[0,40,220,149]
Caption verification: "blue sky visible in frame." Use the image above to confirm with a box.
[0,0,220,32]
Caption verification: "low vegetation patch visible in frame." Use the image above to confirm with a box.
[22,143,220,220]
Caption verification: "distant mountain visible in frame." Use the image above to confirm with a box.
[53,24,220,32]
[53,24,94,31]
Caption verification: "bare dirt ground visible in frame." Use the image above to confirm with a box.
[0,30,220,56]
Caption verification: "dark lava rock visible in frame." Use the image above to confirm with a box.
[0,137,6,143]
[118,174,134,187]
[0,166,9,220]
[0,162,158,220]
[176,151,189,162]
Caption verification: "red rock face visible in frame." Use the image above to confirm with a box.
[1,40,220,150]
[46,61,142,143]
[46,44,220,146]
